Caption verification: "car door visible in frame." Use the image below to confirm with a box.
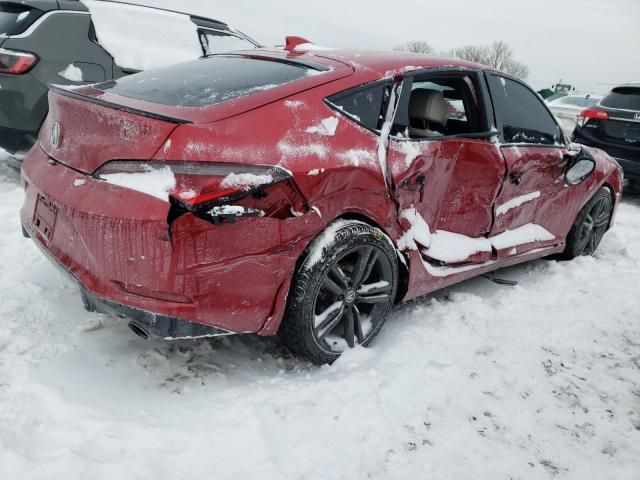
[486,73,568,258]
[388,70,506,265]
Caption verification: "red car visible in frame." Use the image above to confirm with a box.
[20,38,623,364]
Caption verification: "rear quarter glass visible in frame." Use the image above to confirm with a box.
[96,56,319,107]
[0,5,43,36]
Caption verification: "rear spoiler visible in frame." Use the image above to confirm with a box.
[49,84,192,125]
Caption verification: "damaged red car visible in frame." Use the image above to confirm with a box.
[21,39,623,364]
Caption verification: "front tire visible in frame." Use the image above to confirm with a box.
[561,187,613,259]
[279,220,399,365]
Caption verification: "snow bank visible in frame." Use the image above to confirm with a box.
[58,64,83,82]
[220,173,273,190]
[496,191,541,216]
[100,167,175,202]
[81,0,200,71]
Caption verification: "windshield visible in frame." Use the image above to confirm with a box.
[97,55,317,107]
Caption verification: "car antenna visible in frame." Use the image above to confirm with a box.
[284,36,314,51]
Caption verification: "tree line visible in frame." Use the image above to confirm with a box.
[393,40,529,79]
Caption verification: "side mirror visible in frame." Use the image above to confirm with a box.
[565,149,596,186]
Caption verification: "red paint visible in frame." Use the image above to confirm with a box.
[20,50,624,337]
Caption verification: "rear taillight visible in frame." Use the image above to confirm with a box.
[94,161,306,223]
[577,108,608,128]
[0,48,38,74]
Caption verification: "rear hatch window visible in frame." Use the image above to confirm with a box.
[0,4,42,36]
[96,55,320,107]
[600,87,640,111]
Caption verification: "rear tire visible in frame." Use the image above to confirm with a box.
[560,187,613,260]
[279,221,398,365]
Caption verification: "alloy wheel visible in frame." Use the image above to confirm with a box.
[312,245,394,353]
[576,193,612,255]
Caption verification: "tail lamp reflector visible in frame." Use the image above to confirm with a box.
[577,108,608,127]
[0,48,38,74]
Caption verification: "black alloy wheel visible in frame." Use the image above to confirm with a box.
[280,221,399,365]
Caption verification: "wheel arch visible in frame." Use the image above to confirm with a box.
[292,211,409,305]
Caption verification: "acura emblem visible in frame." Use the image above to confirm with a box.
[51,121,61,148]
[634,112,640,121]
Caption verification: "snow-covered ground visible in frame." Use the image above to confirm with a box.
[0,161,638,479]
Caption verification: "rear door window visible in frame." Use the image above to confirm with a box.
[600,87,640,111]
[488,74,562,145]
[97,55,317,107]
[0,5,42,36]
[390,73,486,138]
[326,82,390,131]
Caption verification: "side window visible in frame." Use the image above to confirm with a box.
[199,30,257,55]
[391,74,486,139]
[327,82,390,131]
[488,74,562,145]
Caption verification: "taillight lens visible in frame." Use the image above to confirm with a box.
[0,48,38,74]
[577,108,608,128]
[94,160,305,221]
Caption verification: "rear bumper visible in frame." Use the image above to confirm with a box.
[20,146,312,336]
[573,129,640,179]
[23,219,230,339]
[0,125,37,155]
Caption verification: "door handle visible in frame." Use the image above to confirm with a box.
[509,172,523,185]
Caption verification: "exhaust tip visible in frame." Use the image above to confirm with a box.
[128,321,150,340]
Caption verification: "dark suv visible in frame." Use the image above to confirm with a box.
[0,0,259,155]
[572,82,640,187]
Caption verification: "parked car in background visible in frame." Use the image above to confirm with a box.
[20,40,623,364]
[547,93,602,135]
[0,0,259,155]
[572,82,640,188]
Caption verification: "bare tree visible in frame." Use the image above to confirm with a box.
[393,40,434,55]
[449,40,529,79]
[448,45,489,64]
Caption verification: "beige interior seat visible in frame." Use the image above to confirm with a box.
[408,89,447,138]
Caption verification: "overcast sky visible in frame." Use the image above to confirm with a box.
[135,0,640,94]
